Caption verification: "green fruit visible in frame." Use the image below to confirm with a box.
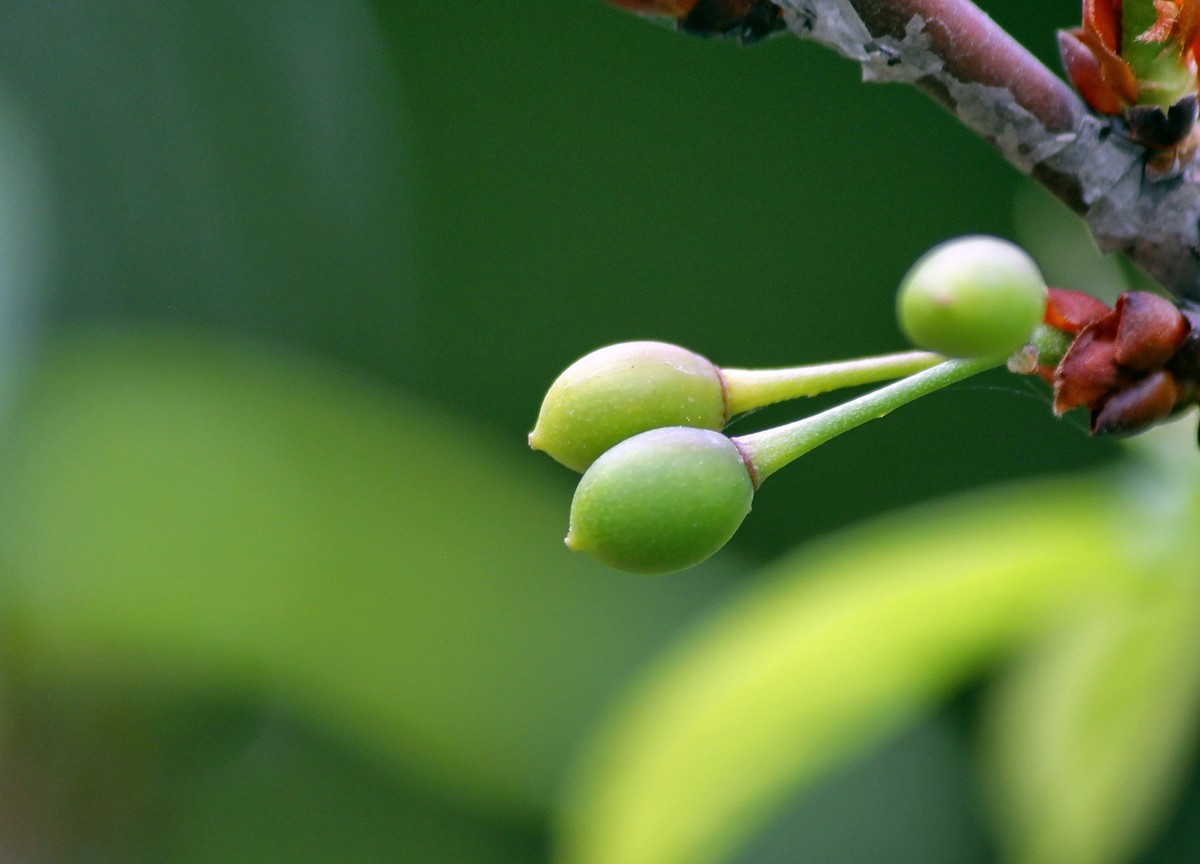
[529,341,727,473]
[896,236,1046,358]
[566,427,754,575]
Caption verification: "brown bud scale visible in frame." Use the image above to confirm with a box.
[1032,288,1200,439]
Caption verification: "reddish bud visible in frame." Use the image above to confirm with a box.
[1054,324,1121,414]
[1092,370,1180,435]
[1141,0,1182,44]
[1045,287,1112,332]
[1139,0,1200,57]
[1082,0,1122,51]
[1113,291,1189,370]
[1061,0,1200,172]
[1032,281,1198,437]
[1168,306,1200,386]
[1181,1,1200,58]
[1058,30,1129,115]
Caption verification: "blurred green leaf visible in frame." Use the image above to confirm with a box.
[0,327,748,821]
[556,480,1130,864]
[981,535,1200,864]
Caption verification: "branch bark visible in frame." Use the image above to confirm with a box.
[777,0,1200,301]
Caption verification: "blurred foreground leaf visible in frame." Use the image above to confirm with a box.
[981,574,1200,864]
[980,426,1200,864]
[0,327,746,820]
[557,480,1129,864]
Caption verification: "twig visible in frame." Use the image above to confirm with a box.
[777,0,1200,301]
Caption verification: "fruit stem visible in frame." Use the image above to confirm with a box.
[734,355,1002,484]
[720,350,944,417]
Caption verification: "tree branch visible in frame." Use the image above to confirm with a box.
[777,0,1200,301]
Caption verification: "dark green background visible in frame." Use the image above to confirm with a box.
[0,1,1167,862]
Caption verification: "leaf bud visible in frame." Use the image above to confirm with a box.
[529,341,726,473]
[565,427,754,575]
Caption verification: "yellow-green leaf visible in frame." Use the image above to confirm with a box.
[557,481,1128,864]
[0,327,747,820]
[981,569,1200,864]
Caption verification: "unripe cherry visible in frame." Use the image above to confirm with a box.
[896,236,1047,359]
[566,427,754,575]
[531,342,946,473]
[562,352,1004,575]
[529,341,727,473]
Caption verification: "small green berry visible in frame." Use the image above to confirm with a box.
[529,341,727,473]
[896,236,1046,358]
[565,427,754,575]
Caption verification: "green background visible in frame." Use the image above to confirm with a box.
[0,1,1184,862]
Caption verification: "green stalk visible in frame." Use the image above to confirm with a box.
[720,350,944,417]
[735,356,1001,484]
